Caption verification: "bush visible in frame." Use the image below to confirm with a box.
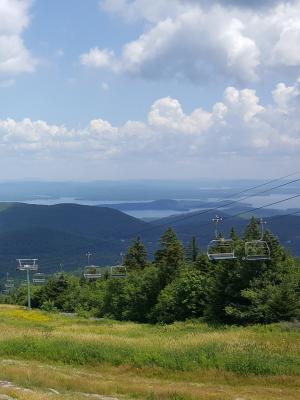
[151,267,210,323]
[41,300,58,313]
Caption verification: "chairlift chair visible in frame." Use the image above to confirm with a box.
[5,279,14,289]
[83,266,102,280]
[16,259,38,271]
[244,240,270,260]
[32,273,47,284]
[110,265,127,279]
[244,218,271,261]
[207,238,236,261]
[207,216,236,261]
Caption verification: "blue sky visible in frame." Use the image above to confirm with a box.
[0,0,299,180]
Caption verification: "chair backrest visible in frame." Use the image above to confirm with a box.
[110,265,127,278]
[84,266,102,279]
[207,239,236,261]
[244,240,271,261]
[32,273,47,284]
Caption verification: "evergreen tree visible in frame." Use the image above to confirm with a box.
[155,228,185,286]
[124,237,148,271]
[99,266,160,322]
[244,217,260,240]
[207,221,299,324]
[151,266,210,323]
[186,236,199,262]
[230,227,239,241]
[194,252,212,274]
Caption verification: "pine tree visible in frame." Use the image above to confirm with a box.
[244,217,260,240]
[155,228,185,286]
[207,221,299,324]
[230,227,239,241]
[124,237,148,271]
[186,236,199,262]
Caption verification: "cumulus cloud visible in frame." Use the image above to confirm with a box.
[0,79,300,163]
[91,0,300,82]
[0,0,36,76]
[148,97,212,134]
[272,80,300,112]
[80,47,116,70]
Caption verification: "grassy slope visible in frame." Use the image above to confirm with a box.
[0,305,299,399]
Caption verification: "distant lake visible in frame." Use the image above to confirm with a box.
[1,192,298,219]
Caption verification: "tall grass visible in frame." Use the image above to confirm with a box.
[0,305,299,376]
[0,305,299,399]
[0,336,299,375]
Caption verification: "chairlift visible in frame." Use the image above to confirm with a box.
[110,265,127,278]
[83,266,102,280]
[110,252,127,278]
[244,218,271,261]
[5,279,14,289]
[32,273,47,284]
[16,259,38,271]
[207,216,236,261]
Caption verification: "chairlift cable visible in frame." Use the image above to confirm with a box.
[129,175,300,239]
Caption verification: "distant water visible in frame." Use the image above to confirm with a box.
[24,198,152,207]
[3,193,299,219]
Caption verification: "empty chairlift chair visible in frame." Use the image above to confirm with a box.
[32,273,47,284]
[3,276,14,294]
[207,216,236,261]
[16,259,38,272]
[110,252,127,278]
[244,218,271,261]
[83,266,102,280]
[4,281,14,292]
[5,277,14,290]
[110,265,127,279]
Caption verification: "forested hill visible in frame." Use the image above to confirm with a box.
[148,211,300,257]
[0,202,298,276]
[0,203,147,237]
[0,203,147,274]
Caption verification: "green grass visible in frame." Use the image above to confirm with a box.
[0,305,299,399]
[0,336,299,376]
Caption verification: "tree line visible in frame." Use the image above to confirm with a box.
[2,217,300,324]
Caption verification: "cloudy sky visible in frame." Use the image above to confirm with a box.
[0,0,300,180]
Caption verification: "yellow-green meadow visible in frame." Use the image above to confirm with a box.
[0,304,299,399]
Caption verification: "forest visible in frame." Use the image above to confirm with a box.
[2,217,300,325]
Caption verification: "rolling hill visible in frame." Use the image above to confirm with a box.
[150,210,300,256]
[0,203,147,275]
[0,202,299,278]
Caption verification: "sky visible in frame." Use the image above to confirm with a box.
[0,0,300,180]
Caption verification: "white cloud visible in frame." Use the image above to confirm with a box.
[80,47,116,70]
[272,80,300,112]
[91,0,300,83]
[148,97,212,134]
[0,0,36,76]
[89,118,117,136]
[0,79,300,163]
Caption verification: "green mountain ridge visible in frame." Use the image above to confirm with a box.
[0,203,299,277]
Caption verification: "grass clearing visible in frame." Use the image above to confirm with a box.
[0,305,299,399]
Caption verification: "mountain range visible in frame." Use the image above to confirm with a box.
[0,202,298,278]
